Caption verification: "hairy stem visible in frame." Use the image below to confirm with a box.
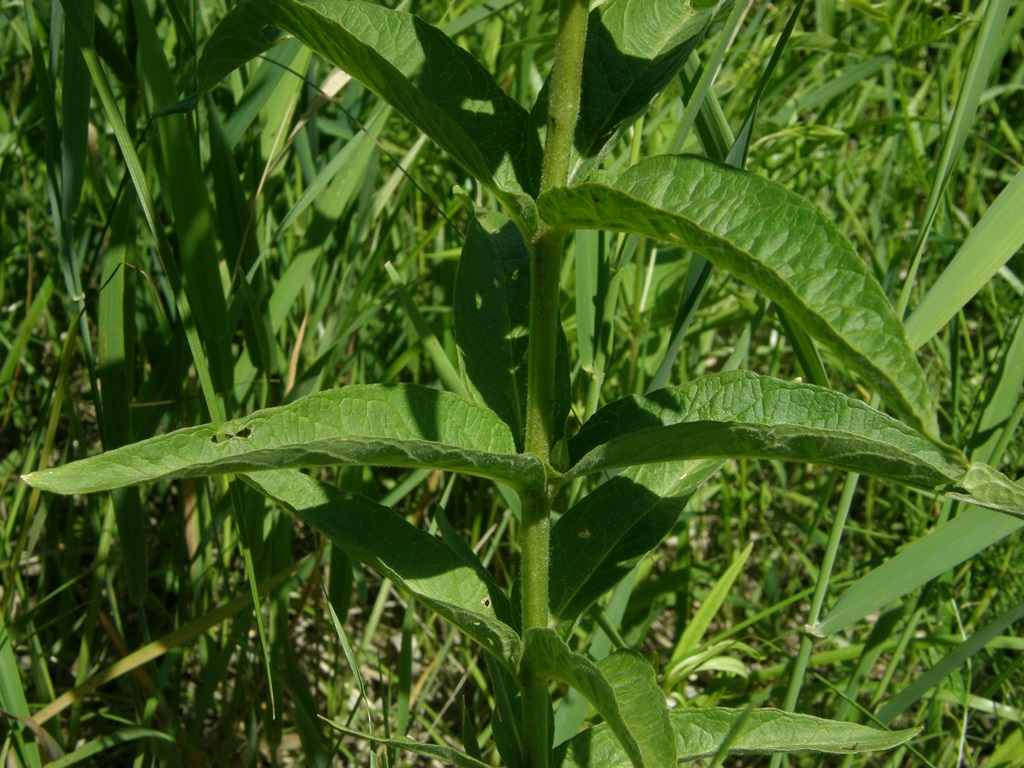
[539,0,589,195]
[521,2,589,767]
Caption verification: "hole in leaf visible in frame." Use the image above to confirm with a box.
[209,426,253,444]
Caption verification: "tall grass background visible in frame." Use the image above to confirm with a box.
[1,0,1022,765]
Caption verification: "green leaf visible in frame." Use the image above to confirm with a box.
[816,313,1024,634]
[906,138,1024,351]
[533,0,723,184]
[548,459,721,634]
[45,727,175,768]
[814,509,1021,637]
[671,542,753,665]
[197,0,540,226]
[552,707,919,766]
[537,155,939,437]
[435,506,515,627]
[323,721,491,768]
[944,462,1024,520]
[568,371,963,488]
[243,468,521,673]
[524,628,675,767]
[874,598,1024,724]
[22,384,547,493]
[898,0,1016,341]
[454,211,571,449]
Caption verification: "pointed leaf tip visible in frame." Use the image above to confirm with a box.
[945,462,1024,520]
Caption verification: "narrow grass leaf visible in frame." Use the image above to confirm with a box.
[98,193,148,606]
[23,384,547,493]
[814,507,1023,637]
[567,371,962,489]
[45,728,175,768]
[968,314,1024,464]
[896,0,1014,320]
[283,651,331,768]
[241,469,521,672]
[322,722,491,768]
[55,0,222,423]
[533,0,722,183]
[768,53,895,126]
[817,315,1024,635]
[272,104,389,246]
[58,0,91,303]
[876,599,1024,724]
[524,628,675,767]
[904,165,1024,348]
[538,155,938,437]
[0,613,48,767]
[454,210,571,448]
[672,541,753,662]
[30,561,304,726]
[133,0,234,402]
[206,100,274,377]
[385,262,465,397]
[549,459,721,633]
[197,0,541,225]
[222,39,303,148]
[552,708,919,766]
[0,275,54,394]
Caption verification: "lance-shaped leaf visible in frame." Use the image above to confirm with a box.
[197,0,540,226]
[566,371,1024,519]
[532,0,726,184]
[552,707,919,766]
[548,459,721,634]
[569,371,960,484]
[454,211,571,449]
[22,384,547,494]
[242,469,521,672]
[537,154,938,437]
[524,629,675,768]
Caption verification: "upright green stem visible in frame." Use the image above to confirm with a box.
[520,2,589,767]
[539,0,589,196]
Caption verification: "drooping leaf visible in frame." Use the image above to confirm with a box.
[22,384,547,494]
[566,371,1024,518]
[242,469,521,672]
[533,0,727,184]
[197,0,541,226]
[548,459,721,634]
[524,628,675,768]
[454,211,571,449]
[568,371,962,487]
[537,154,939,437]
[552,707,919,766]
